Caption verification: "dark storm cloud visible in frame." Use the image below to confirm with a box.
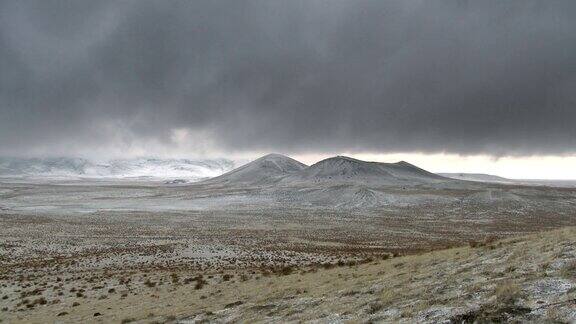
[1,0,575,157]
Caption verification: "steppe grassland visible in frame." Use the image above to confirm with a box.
[1,227,574,323]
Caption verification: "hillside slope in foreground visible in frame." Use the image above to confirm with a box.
[3,227,575,323]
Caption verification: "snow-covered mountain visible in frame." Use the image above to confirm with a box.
[0,157,235,181]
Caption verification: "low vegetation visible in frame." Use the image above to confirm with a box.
[1,227,574,323]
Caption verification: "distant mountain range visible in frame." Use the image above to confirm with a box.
[3,155,574,189]
[4,154,575,209]
[0,157,235,180]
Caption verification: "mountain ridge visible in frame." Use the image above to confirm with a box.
[203,154,451,187]
[0,157,235,180]
[438,173,511,183]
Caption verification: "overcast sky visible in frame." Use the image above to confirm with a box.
[1,1,576,177]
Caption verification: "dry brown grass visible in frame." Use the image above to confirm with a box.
[494,281,524,306]
[559,260,576,279]
[1,227,574,323]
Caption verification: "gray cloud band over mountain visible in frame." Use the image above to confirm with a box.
[1,0,575,157]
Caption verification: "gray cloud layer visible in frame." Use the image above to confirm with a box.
[1,0,575,157]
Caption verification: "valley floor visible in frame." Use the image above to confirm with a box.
[1,227,575,323]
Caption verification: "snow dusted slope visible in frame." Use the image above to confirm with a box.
[0,157,91,178]
[197,154,455,203]
[0,157,235,181]
[203,153,307,185]
[282,156,448,185]
[95,158,234,179]
[193,154,459,207]
[439,173,576,188]
[439,173,512,183]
